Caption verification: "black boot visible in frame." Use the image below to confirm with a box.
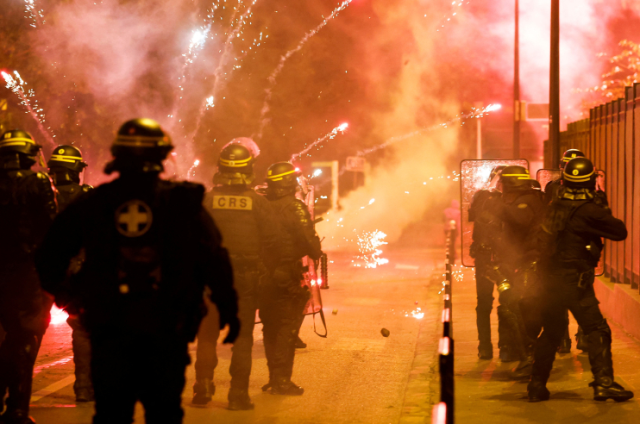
[270,378,304,396]
[510,356,533,379]
[228,388,255,410]
[527,378,550,402]
[192,378,215,405]
[558,325,571,354]
[478,342,493,360]
[589,381,634,402]
[294,336,307,349]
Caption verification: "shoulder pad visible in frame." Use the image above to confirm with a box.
[165,180,206,203]
[36,172,49,180]
[82,184,93,192]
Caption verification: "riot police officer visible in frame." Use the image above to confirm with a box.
[35,119,240,423]
[544,148,587,354]
[0,129,57,424]
[528,157,633,402]
[469,166,508,361]
[261,162,322,395]
[193,140,278,410]
[492,166,545,378]
[47,145,94,402]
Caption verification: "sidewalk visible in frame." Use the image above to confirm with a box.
[452,265,640,424]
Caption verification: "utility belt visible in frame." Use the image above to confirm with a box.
[548,265,595,289]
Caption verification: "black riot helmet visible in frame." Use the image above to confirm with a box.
[266,161,299,198]
[560,148,585,169]
[213,142,255,187]
[0,129,42,169]
[48,145,88,173]
[562,157,596,189]
[499,165,531,193]
[105,118,173,175]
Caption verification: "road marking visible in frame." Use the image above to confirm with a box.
[33,355,74,375]
[31,375,75,403]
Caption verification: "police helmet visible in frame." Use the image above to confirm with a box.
[105,118,173,174]
[213,143,255,186]
[499,165,531,192]
[562,157,596,189]
[560,148,585,169]
[48,145,88,173]
[266,162,299,198]
[0,129,42,156]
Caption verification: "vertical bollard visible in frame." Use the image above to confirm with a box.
[436,222,455,424]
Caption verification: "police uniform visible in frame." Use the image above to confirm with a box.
[0,130,57,424]
[492,167,545,378]
[193,141,278,410]
[528,157,633,402]
[35,119,239,424]
[468,165,507,361]
[47,145,95,402]
[261,162,322,396]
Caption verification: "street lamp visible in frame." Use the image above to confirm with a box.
[550,0,560,166]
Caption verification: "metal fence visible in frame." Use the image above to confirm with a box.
[547,84,639,288]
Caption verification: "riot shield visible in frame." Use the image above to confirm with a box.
[595,170,606,276]
[460,159,529,267]
[298,177,327,336]
[536,169,562,192]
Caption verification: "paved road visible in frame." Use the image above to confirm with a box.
[27,249,443,424]
[452,264,640,424]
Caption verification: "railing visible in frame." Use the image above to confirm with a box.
[432,223,455,424]
[554,84,639,289]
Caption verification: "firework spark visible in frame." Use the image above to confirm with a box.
[24,0,45,27]
[357,104,501,156]
[187,159,201,180]
[50,305,68,325]
[357,230,389,269]
[2,71,54,146]
[255,0,354,139]
[291,123,348,161]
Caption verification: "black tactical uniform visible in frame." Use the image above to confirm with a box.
[47,145,94,402]
[543,149,586,354]
[193,141,278,410]
[0,130,57,424]
[492,166,545,379]
[261,162,322,396]
[468,166,506,361]
[35,119,240,424]
[528,157,633,402]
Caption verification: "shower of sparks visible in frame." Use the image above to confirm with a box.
[24,0,45,27]
[205,96,215,110]
[406,307,425,319]
[50,305,68,325]
[435,0,468,32]
[356,230,389,269]
[357,104,501,156]
[291,123,348,161]
[2,71,55,146]
[189,0,261,139]
[255,0,354,139]
[187,159,201,180]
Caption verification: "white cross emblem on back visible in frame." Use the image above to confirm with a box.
[115,200,153,237]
